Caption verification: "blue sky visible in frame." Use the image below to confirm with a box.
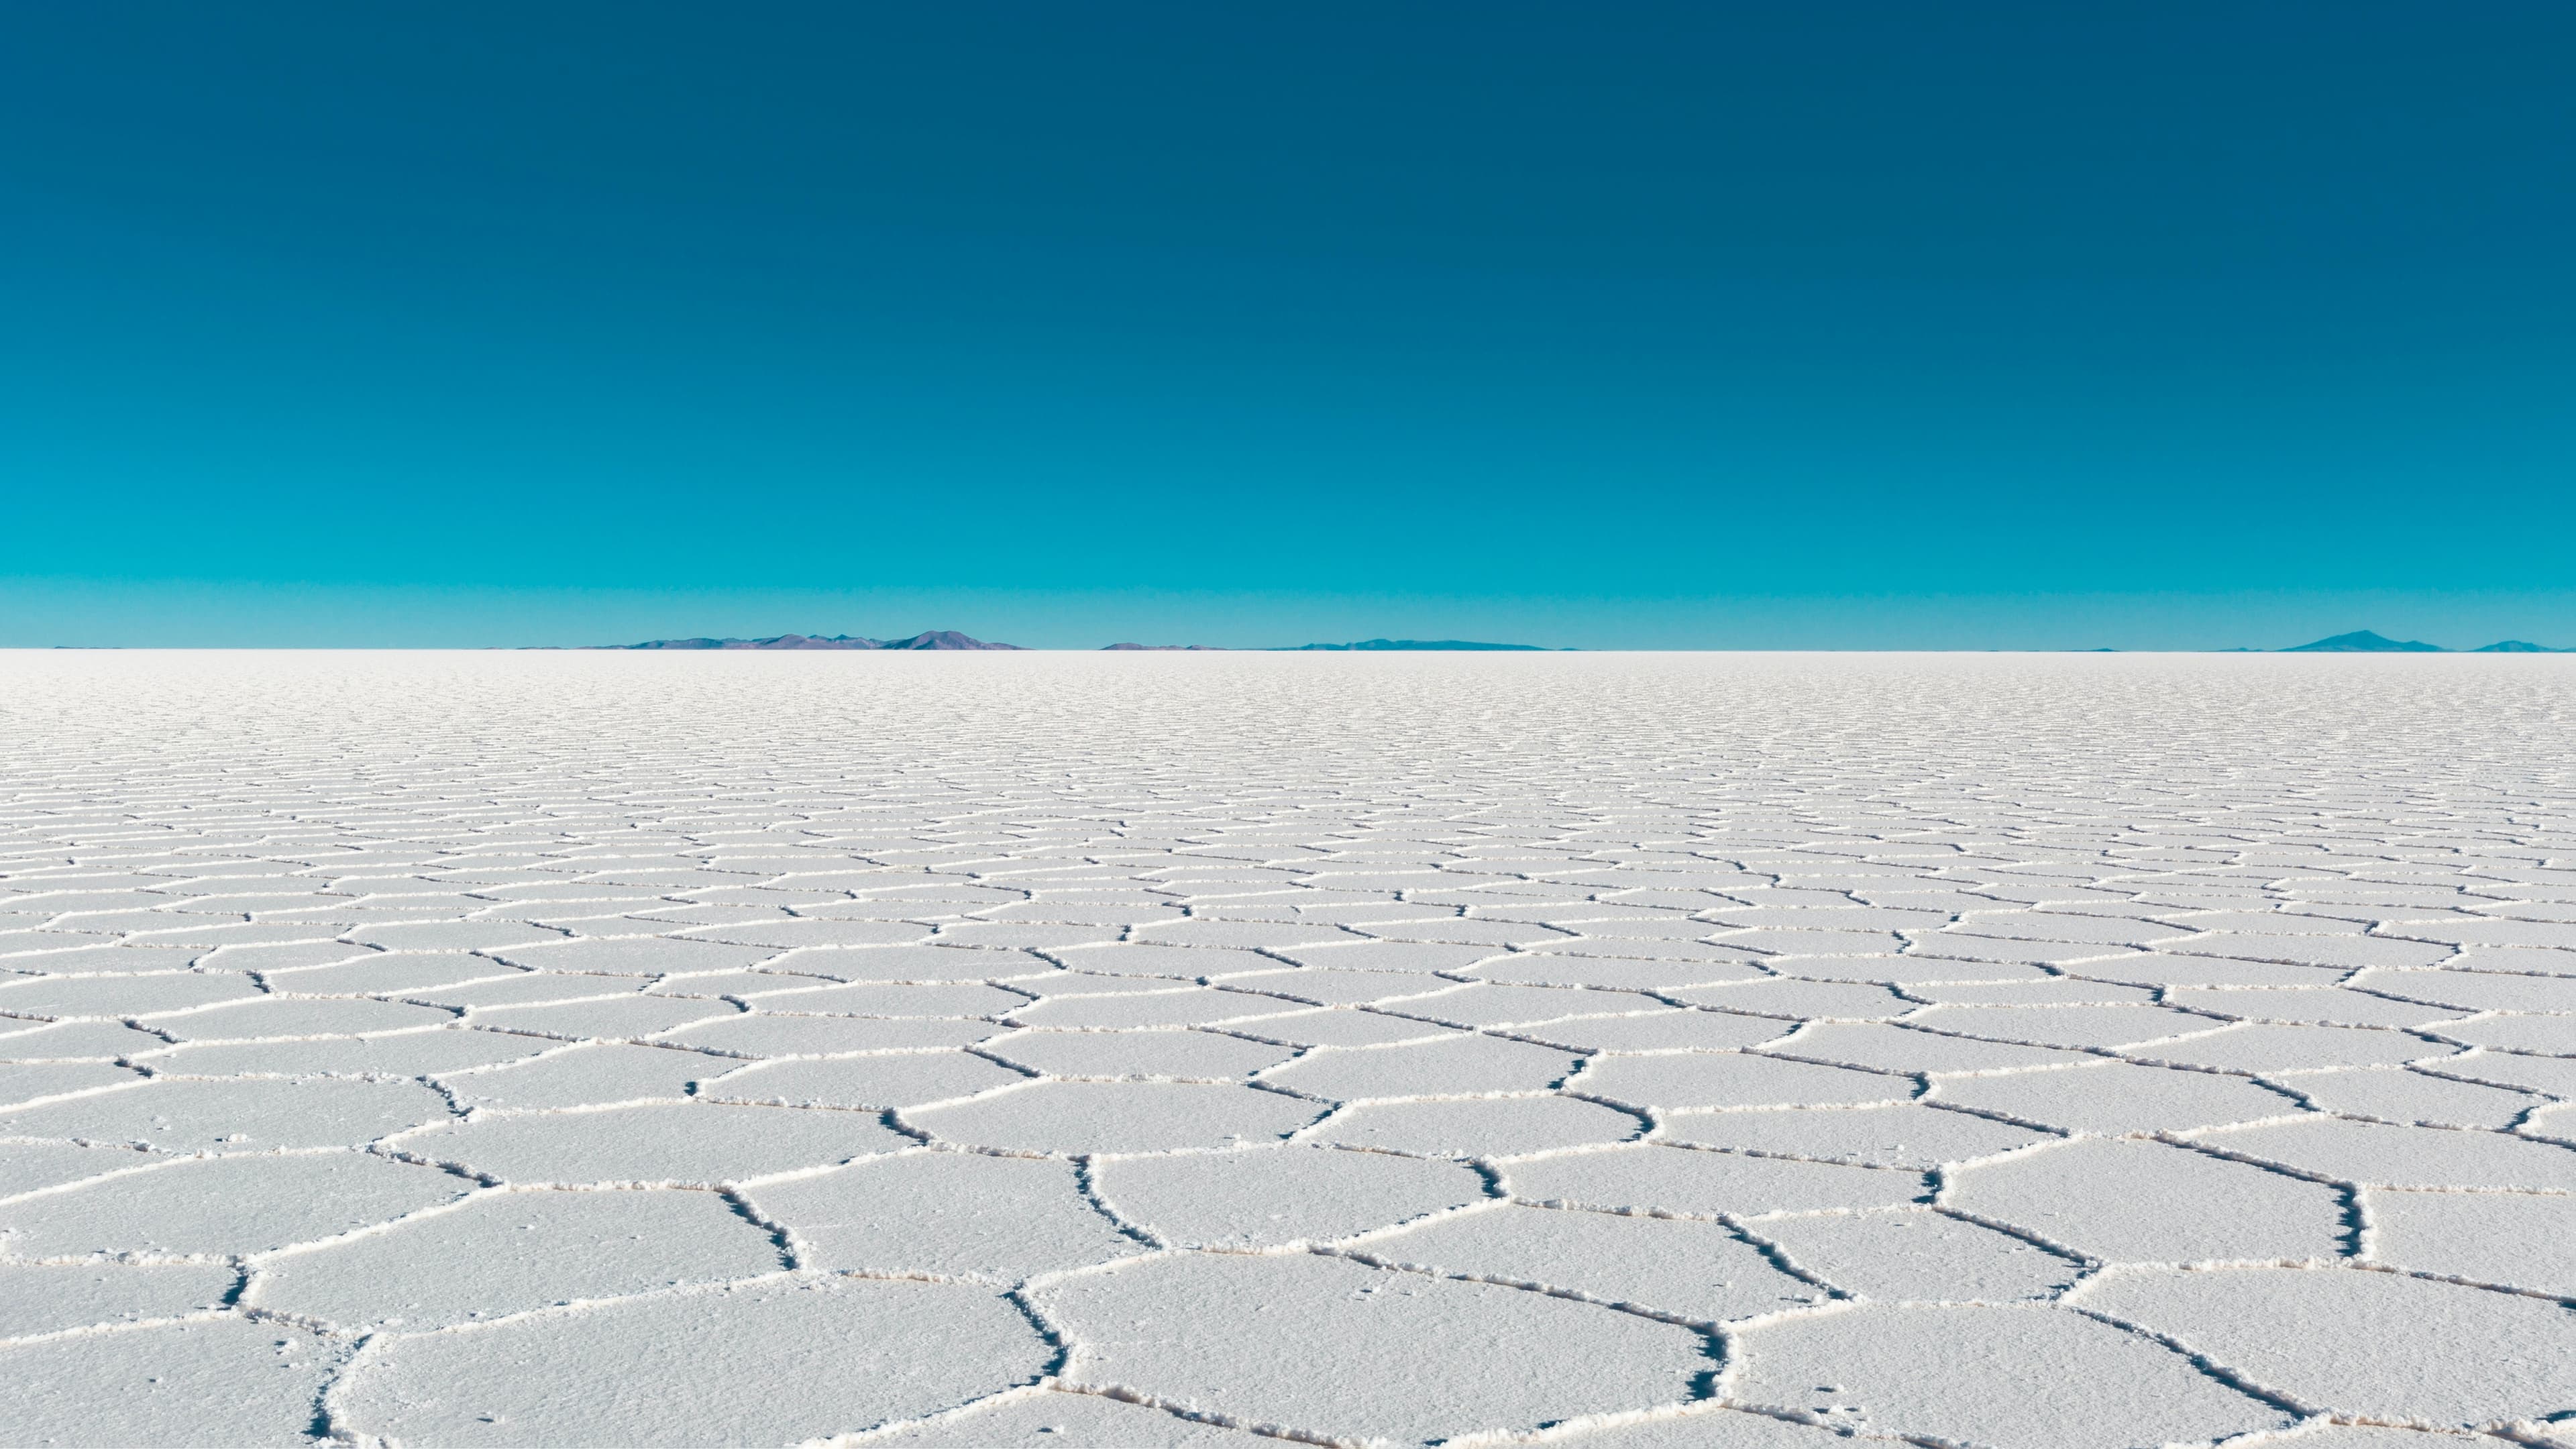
[5,3,2572,648]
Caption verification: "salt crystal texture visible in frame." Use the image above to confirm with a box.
[2,649,2573,1445]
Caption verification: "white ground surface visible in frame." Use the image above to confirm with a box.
[1,650,2572,1448]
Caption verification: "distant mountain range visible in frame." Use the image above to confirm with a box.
[590,634,1558,651]
[1106,639,1558,651]
[2283,630,2567,653]
[583,629,2561,653]
[600,631,1022,651]
[1283,639,1555,651]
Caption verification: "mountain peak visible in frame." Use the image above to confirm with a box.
[880,631,1023,651]
[2281,630,2445,653]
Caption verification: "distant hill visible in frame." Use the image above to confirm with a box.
[2282,630,2445,653]
[1102,643,1224,650]
[599,631,1022,651]
[883,631,1022,651]
[1284,639,1554,651]
[2282,630,2571,653]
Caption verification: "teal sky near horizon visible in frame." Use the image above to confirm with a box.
[5,4,2573,649]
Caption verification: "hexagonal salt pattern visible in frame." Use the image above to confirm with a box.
[2,649,2573,1446]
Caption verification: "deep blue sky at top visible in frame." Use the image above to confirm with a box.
[3,3,2573,646]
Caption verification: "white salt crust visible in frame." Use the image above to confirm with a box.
[0,649,2571,1446]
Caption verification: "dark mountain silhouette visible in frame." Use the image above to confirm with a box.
[1285,639,1554,651]
[2473,640,2569,653]
[1102,643,1225,650]
[599,631,1022,651]
[888,631,1023,650]
[2282,631,2445,653]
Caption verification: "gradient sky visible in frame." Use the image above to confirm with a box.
[5,3,2572,648]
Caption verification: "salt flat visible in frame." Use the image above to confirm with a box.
[1,650,2572,1448]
